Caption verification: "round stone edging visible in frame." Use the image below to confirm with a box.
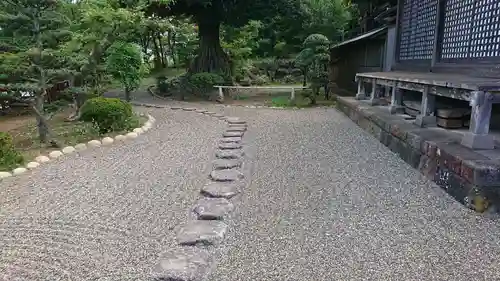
[0,112,156,181]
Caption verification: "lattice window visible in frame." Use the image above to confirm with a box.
[441,0,500,60]
[398,0,438,61]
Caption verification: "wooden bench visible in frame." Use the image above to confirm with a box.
[214,85,309,102]
[355,71,500,150]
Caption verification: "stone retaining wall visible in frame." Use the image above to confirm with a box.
[336,96,500,213]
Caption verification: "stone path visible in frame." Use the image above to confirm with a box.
[2,92,500,280]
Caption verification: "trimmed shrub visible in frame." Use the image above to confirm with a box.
[187,72,225,97]
[251,75,269,86]
[80,97,133,133]
[0,132,23,170]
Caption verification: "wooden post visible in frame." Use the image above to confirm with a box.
[368,80,380,106]
[461,91,495,150]
[414,86,436,127]
[290,87,296,103]
[355,79,366,100]
[388,87,404,114]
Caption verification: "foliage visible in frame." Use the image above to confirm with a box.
[148,0,293,75]
[0,132,24,171]
[0,0,75,143]
[80,97,134,133]
[295,33,330,104]
[106,42,144,101]
[187,72,224,97]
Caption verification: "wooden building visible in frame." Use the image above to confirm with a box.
[334,0,500,150]
[329,0,397,95]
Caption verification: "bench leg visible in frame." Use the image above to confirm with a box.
[368,80,381,106]
[355,80,366,100]
[461,91,495,150]
[414,87,436,127]
[388,87,404,114]
[290,88,296,104]
[218,87,224,102]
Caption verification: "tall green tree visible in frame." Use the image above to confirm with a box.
[106,42,144,101]
[147,0,291,76]
[0,0,72,144]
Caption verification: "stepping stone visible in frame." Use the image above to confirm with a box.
[205,112,217,115]
[223,131,244,138]
[195,109,208,113]
[226,117,246,125]
[153,247,213,281]
[226,127,246,132]
[210,169,243,182]
[218,142,242,150]
[229,123,247,127]
[182,107,196,111]
[171,106,182,110]
[220,137,242,143]
[215,150,244,159]
[177,220,228,246]
[193,198,234,220]
[213,159,241,170]
[201,182,241,199]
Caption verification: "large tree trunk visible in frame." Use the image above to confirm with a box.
[189,20,230,76]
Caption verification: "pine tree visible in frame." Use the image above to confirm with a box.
[0,0,72,144]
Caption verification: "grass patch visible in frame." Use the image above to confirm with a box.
[269,93,336,108]
[233,94,250,100]
[4,107,146,167]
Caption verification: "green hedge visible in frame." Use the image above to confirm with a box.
[80,97,134,134]
[0,132,23,171]
[187,72,225,97]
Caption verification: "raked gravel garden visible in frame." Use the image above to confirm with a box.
[2,97,500,280]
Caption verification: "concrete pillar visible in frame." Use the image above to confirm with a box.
[461,91,495,150]
[414,86,436,127]
[355,79,366,100]
[368,80,381,105]
[388,87,404,114]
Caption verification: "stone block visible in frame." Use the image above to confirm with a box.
[153,247,213,281]
[461,160,500,187]
[177,220,228,246]
[213,159,242,170]
[210,169,244,182]
[215,150,244,159]
[193,198,234,220]
[201,182,241,199]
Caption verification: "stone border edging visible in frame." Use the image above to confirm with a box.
[139,102,252,281]
[0,113,156,181]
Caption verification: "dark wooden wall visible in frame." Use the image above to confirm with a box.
[394,0,500,78]
[331,36,386,94]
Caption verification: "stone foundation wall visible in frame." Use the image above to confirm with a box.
[336,96,500,213]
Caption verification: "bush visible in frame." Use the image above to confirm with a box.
[0,132,23,170]
[252,75,269,86]
[156,76,169,93]
[80,97,133,133]
[187,72,225,97]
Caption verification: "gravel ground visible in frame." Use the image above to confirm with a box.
[203,106,500,281]
[0,107,225,280]
[3,91,500,281]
